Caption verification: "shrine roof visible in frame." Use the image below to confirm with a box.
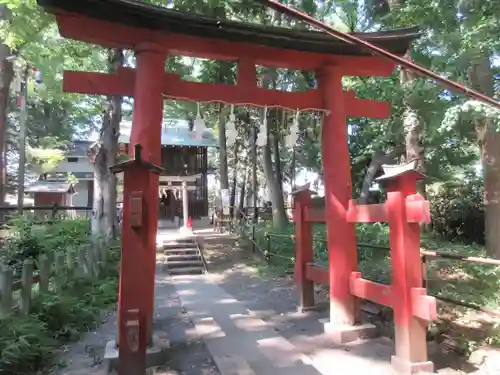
[119,120,218,148]
[25,181,75,194]
[38,0,420,56]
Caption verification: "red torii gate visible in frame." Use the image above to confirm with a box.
[37,0,420,373]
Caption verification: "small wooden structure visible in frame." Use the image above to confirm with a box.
[25,181,75,219]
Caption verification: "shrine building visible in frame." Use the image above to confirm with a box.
[118,119,218,220]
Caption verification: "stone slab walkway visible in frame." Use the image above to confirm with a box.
[169,273,396,375]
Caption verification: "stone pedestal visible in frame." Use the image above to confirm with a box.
[104,333,170,373]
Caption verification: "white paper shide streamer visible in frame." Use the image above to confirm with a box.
[256,106,268,147]
[226,105,238,146]
[284,110,300,148]
[194,102,206,138]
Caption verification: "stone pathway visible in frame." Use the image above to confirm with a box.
[47,226,498,375]
[170,273,396,375]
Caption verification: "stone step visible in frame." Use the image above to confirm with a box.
[165,253,202,261]
[166,259,204,267]
[168,266,204,275]
[163,242,196,250]
[163,237,195,244]
[164,248,199,256]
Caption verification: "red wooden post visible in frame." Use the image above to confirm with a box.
[111,144,164,375]
[119,308,145,375]
[129,44,167,343]
[318,66,363,338]
[291,184,315,312]
[380,162,435,374]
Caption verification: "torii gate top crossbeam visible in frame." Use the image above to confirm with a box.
[37,0,420,71]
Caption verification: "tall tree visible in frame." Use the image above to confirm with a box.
[459,0,500,257]
[0,4,13,207]
[88,48,123,239]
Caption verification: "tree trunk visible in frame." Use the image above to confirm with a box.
[229,142,239,217]
[262,110,288,229]
[271,112,288,227]
[89,48,123,239]
[89,142,110,236]
[218,106,229,190]
[0,5,13,210]
[359,146,405,204]
[400,51,426,197]
[379,1,426,196]
[290,147,296,189]
[238,164,248,214]
[468,53,500,257]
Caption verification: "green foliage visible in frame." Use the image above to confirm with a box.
[429,178,485,244]
[0,218,119,375]
[0,217,91,275]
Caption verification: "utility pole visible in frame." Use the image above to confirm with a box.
[17,66,28,215]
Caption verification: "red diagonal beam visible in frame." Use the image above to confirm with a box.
[261,0,500,110]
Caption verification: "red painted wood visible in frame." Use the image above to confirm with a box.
[129,192,143,228]
[319,66,359,325]
[304,206,325,223]
[411,288,437,321]
[56,13,396,75]
[118,166,152,359]
[63,69,390,118]
[386,174,432,366]
[349,272,392,307]
[127,47,167,344]
[405,194,431,224]
[292,189,315,309]
[305,263,329,285]
[119,308,145,375]
[347,200,388,222]
[343,90,391,119]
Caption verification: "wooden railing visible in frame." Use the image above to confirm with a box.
[0,244,105,316]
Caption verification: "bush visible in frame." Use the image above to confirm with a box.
[0,217,119,375]
[0,217,92,276]
[429,178,484,244]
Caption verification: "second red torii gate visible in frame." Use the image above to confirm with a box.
[37,0,420,372]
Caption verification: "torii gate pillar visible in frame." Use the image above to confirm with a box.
[318,66,377,342]
[319,66,359,328]
[128,44,167,342]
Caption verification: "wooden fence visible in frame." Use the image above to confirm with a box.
[0,244,105,316]
[0,205,93,223]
